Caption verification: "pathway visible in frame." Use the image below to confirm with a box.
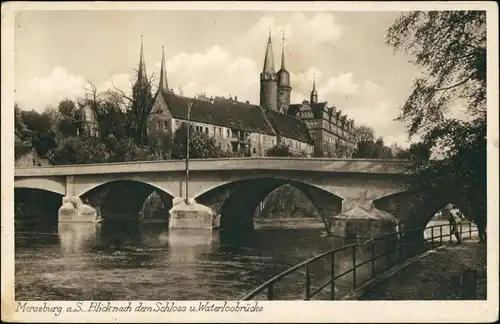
[359,241,487,300]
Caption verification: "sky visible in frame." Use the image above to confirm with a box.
[14,10,429,148]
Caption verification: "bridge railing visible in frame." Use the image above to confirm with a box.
[240,221,478,301]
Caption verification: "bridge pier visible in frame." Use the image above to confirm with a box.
[59,196,99,223]
[169,197,215,230]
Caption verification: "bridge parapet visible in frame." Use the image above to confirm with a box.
[14,157,415,177]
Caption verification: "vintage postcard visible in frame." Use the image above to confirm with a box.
[1,1,498,323]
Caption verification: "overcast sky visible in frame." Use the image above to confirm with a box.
[14,10,431,147]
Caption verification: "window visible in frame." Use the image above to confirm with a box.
[163,121,168,130]
[218,127,222,137]
[156,121,161,130]
[253,148,257,154]
[227,129,230,138]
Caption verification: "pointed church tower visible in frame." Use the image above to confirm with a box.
[158,45,170,92]
[277,31,292,113]
[310,74,318,104]
[137,35,148,85]
[132,35,153,143]
[260,30,278,111]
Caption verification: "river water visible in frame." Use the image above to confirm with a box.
[15,219,348,301]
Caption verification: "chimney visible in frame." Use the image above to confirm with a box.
[234,95,238,102]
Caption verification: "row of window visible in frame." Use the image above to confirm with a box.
[156,120,169,131]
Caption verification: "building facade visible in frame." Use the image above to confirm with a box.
[140,34,356,158]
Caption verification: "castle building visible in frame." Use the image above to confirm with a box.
[146,33,356,158]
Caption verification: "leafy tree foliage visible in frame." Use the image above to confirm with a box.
[170,123,224,159]
[353,137,394,159]
[265,143,294,157]
[387,11,487,236]
[395,142,431,161]
[354,125,376,143]
[387,11,486,136]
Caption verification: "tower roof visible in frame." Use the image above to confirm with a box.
[277,31,290,86]
[262,31,276,74]
[138,35,148,82]
[158,45,169,92]
[311,74,318,96]
[279,31,287,71]
[77,105,97,123]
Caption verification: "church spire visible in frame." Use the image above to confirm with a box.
[310,74,318,104]
[262,30,275,74]
[158,45,169,92]
[280,31,286,70]
[138,35,148,83]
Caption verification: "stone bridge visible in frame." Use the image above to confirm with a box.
[14,157,443,232]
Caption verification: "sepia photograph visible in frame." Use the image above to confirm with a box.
[2,1,498,323]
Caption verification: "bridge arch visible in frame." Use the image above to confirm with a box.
[14,177,66,196]
[193,175,345,201]
[80,180,174,222]
[195,177,344,233]
[373,189,475,230]
[77,178,176,199]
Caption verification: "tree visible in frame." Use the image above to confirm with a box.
[170,123,222,159]
[387,11,487,239]
[265,143,294,157]
[396,142,431,161]
[115,70,155,144]
[387,11,486,136]
[58,99,77,120]
[354,126,375,143]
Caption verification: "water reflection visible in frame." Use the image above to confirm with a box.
[58,222,99,255]
[16,219,342,300]
[167,229,218,263]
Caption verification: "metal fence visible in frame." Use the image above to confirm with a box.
[241,221,478,300]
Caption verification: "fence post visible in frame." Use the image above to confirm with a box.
[371,240,376,278]
[352,245,357,289]
[449,223,453,243]
[460,222,463,238]
[386,235,391,267]
[440,225,443,244]
[305,264,311,300]
[431,227,434,247]
[460,269,478,300]
[399,232,404,261]
[330,252,335,300]
[469,222,472,239]
[267,284,274,300]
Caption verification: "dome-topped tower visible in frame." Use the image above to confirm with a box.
[310,74,318,104]
[277,31,292,113]
[75,105,99,137]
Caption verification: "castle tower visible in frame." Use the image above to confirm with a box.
[260,31,278,111]
[158,45,170,92]
[310,74,318,104]
[277,32,292,113]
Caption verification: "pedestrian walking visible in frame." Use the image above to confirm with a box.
[442,204,465,244]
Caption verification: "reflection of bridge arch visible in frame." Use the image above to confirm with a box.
[195,177,344,233]
[80,180,174,222]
